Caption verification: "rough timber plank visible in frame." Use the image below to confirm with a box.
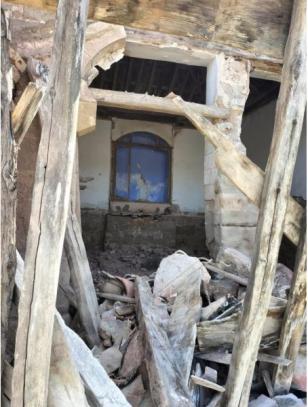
[91,88,230,119]
[5,0,292,62]
[12,82,45,146]
[223,0,306,405]
[171,95,304,246]
[64,212,100,347]
[272,220,307,394]
[1,7,17,367]
[11,0,89,405]
[136,277,193,406]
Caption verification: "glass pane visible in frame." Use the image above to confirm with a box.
[129,146,169,203]
[114,146,129,199]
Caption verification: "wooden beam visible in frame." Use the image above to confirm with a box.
[223,0,306,404]
[190,375,225,393]
[64,213,100,347]
[5,0,292,65]
[171,95,304,246]
[272,219,307,394]
[12,82,45,146]
[1,8,17,368]
[11,0,89,405]
[91,88,230,119]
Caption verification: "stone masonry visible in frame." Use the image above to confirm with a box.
[205,55,259,257]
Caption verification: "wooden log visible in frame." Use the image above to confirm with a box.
[11,0,89,405]
[64,212,100,347]
[136,277,193,406]
[91,88,230,119]
[197,305,285,351]
[5,0,292,65]
[190,375,225,393]
[223,1,306,405]
[197,351,291,367]
[171,95,304,246]
[12,82,45,146]
[97,292,136,304]
[200,296,227,321]
[261,369,274,398]
[1,8,17,368]
[204,264,248,286]
[272,220,307,394]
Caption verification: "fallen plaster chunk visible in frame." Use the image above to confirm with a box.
[92,345,123,374]
[122,375,146,407]
[274,394,305,407]
[249,395,278,407]
[57,315,131,407]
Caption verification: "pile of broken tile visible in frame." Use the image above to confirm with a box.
[88,248,306,406]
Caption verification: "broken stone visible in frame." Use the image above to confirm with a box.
[122,375,146,407]
[153,250,210,302]
[114,302,135,317]
[249,395,278,407]
[99,309,132,348]
[208,278,239,300]
[119,330,144,378]
[98,300,115,317]
[216,247,251,278]
[274,394,305,407]
[93,345,123,374]
[272,263,293,299]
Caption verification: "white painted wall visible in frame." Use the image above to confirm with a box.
[78,117,205,213]
[78,119,112,209]
[172,127,205,213]
[241,101,306,199]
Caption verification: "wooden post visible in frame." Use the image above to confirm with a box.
[272,219,307,394]
[1,8,17,368]
[222,0,306,405]
[11,0,89,405]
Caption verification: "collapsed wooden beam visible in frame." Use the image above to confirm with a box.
[11,0,89,405]
[1,8,17,369]
[91,88,230,119]
[171,95,303,246]
[12,82,45,146]
[64,212,100,347]
[272,220,307,394]
[223,0,306,404]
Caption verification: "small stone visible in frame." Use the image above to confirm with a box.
[274,394,305,407]
[249,395,278,407]
[93,345,123,374]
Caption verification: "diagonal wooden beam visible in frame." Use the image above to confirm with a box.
[222,0,306,404]
[12,82,45,146]
[272,218,307,394]
[171,95,304,247]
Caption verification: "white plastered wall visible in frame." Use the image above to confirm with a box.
[172,127,204,213]
[78,117,205,213]
[78,119,112,209]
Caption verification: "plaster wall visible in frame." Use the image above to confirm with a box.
[79,117,205,213]
[78,119,112,209]
[241,101,306,199]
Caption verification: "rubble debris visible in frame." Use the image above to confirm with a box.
[249,395,278,407]
[92,345,123,374]
[122,375,146,407]
[98,309,132,348]
[216,247,252,278]
[274,394,305,406]
[272,264,293,299]
[292,345,307,392]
